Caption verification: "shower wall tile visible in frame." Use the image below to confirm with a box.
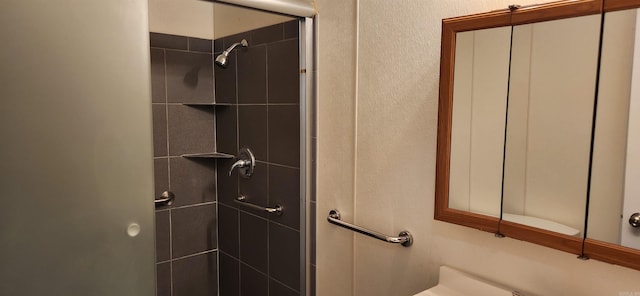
[239,162,269,218]
[156,262,171,296]
[284,21,298,39]
[153,158,169,199]
[268,105,300,167]
[218,204,240,257]
[268,39,300,104]
[238,105,268,161]
[214,52,237,104]
[155,210,171,262]
[151,49,166,103]
[188,37,213,53]
[270,279,299,296]
[167,105,214,156]
[152,104,168,157]
[219,252,240,296]
[268,164,300,229]
[165,50,214,103]
[237,45,267,104]
[172,251,218,296]
[251,23,284,46]
[214,39,224,54]
[217,158,240,208]
[239,212,268,273]
[150,32,218,296]
[171,203,217,258]
[240,264,268,296]
[150,32,188,50]
[269,223,300,290]
[216,105,237,154]
[169,157,216,207]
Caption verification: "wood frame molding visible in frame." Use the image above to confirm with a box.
[604,0,640,12]
[435,0,640,272]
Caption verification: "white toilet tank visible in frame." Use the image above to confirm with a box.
[414,266,518,296]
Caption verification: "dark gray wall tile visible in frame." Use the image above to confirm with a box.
[268,105,300,167]
[238,105,267,161]
[154,158,169,201]
[217,158,239,208]
[171,204,217,258]
[152,104,168,157]
[267,39,299,104]
[216,105,237,155]
[269,223,300,289]
[218,204,239,258]
[310,201,316,265]
[268,165,300,229]
[270,279,299,296]
[214,52,237,104]
[237,46,266,103]
[172,252,218,296]
[188,37,213,53]
[156,262,171,296]
[219,252,240,296]
[167,105,214,156]
[151,49,166,103]
[239,162,268,218]
[151,32,188,50]
[251,23,284,46]
[310,264,316,296]
[169,157,216,207]
[240,264,268,296]
[155,210,170,262]
[239,212,268,273]
[165,50,214,103]
[283,20,299,39]
[214,39,224,54]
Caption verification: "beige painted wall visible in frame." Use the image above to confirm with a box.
[148,0,214,39]
[214,4,293,39]
[315,1,640,296]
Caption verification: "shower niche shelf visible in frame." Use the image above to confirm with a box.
[181,152,234,159]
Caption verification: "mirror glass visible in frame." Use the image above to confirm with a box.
[588,8,640,249]
[501,14,602,236]
[449,26,512,218]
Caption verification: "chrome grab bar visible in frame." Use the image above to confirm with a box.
[327,209,413,247]
[155,191,175,207]
[235,195,283,215]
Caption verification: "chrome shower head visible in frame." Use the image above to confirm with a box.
[215,39,248,68]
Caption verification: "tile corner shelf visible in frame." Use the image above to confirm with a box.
[182,102,233,107]
[180,152,235,159]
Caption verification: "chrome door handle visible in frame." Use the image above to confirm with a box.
[630,213,640,228]
[155,191,174,207]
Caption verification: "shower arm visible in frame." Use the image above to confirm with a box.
[223,39,248,55]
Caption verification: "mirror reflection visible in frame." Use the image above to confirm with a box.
[449,26,512,218]
[501,14,602,236]
[588,8,640,249]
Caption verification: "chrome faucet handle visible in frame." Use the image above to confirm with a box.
[228,148,256,178]
[228,159,250,176]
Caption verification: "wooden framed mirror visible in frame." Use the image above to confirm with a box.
[436,0,640,271]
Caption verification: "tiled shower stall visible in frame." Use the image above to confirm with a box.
[150,20,306,296]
